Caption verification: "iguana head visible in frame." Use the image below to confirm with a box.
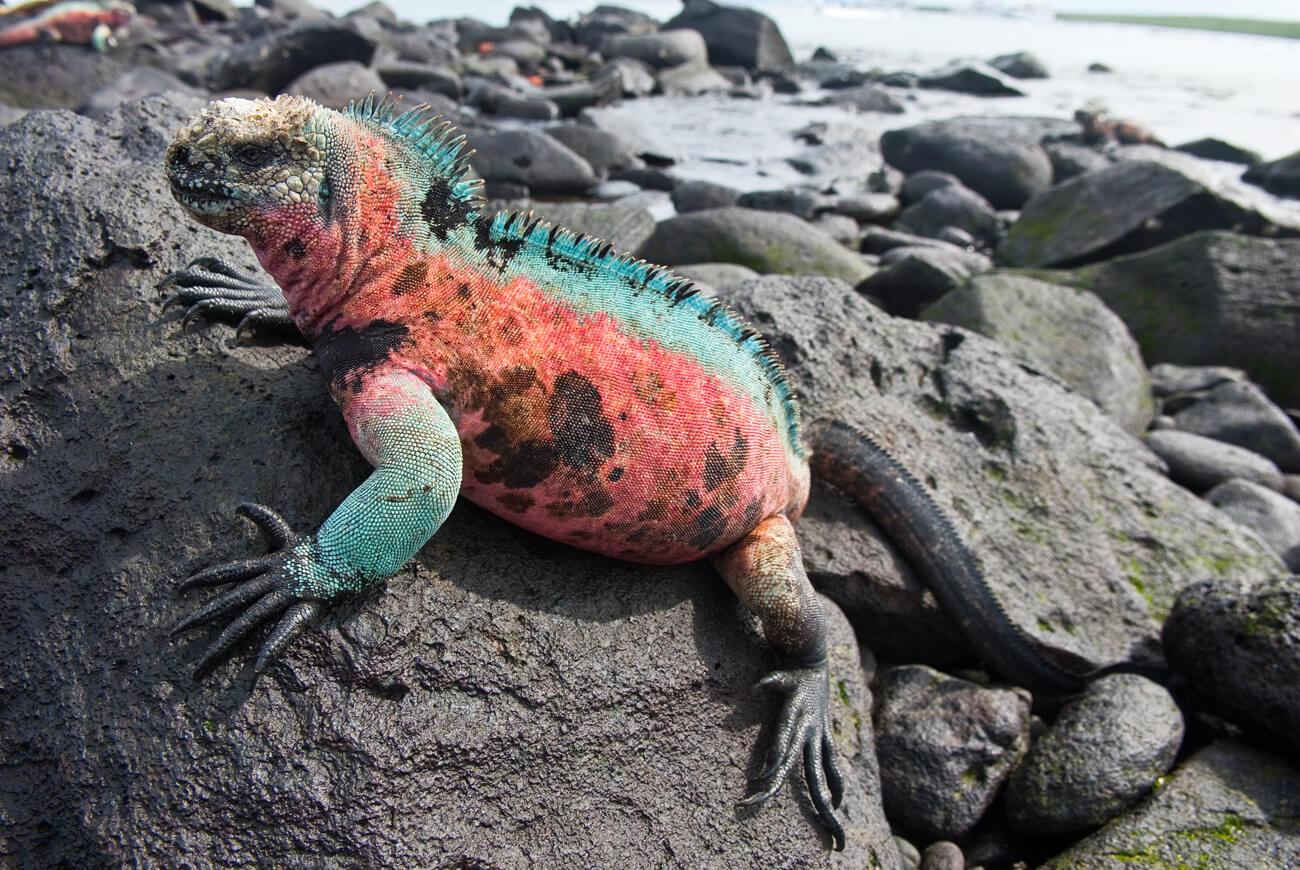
[165,95,331,239]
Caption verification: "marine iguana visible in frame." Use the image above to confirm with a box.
[162,94,1095,849]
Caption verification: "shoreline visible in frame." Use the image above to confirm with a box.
[1056,13,1300,40]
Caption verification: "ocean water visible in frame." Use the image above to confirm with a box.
[318,1,1300,161]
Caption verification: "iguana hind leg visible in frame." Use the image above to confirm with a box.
[158,256,297,339]
[713,513,847,850]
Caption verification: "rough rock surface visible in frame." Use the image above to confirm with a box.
[665,0,794,71]
[896,184,999,245]
[639,208,873,283]
[1164,577,1300,756]
[1165,378,1300,472]
[922,273,1154,435]
[672,262,760,293]
[920,841,966,870]
[1044,231,1300,409]
[860,247,992,319]
[899,170,961,206]
[467,127,597,195]
[832,193,900,225]
[873,666,1030,840]
[1003,154,1300,266]
[671,179,742,213]
[919,62,1026,97]
[209,20,378,93]
[0,97,898,868]
[1146,430,1285,493]
[1175,137,1262,166]
[284,61,387,109]
[602,29,709,69]
[544,123,644,177]
[881,118,1054,209]
[1043,741,1300,868]
[1044,141,1112,182]
[1244,150,1300,198]
[1205,481,1300,569]
[988,51,1048,79]
[716,276,1283,684]
[1004,675,1183,836]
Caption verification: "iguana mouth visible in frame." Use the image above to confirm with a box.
[169,176,236,213]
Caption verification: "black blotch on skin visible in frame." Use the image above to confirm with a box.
[607,467,624,482]
[497,492,535,514]
[546,488,615,519]
[421,176,468,241]
[548,372,615,470]
[477,439,559,489]
[703,429,749,492]
[689,506,727,550]
[685,490,702,510]
[740,498,764,533]
[474,217,526,269]
[313,320,411,393]
[282,238,307,259]
[393,261,429,296]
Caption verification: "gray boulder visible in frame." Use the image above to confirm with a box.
[671,179,741,213]
[1147,430,1285,493]
[671,262,759,294]
[1042,232,1300,408]
[284,61,387,109]
[825,85,906,114]
[1044,141,1112,182]
[920,841,966,870]
[1165,577,1300,756]
[572,5,658,48]
[0,43,134,110]
[900,170,961,206]
[896,184,999,245]
[1004,675,1183,836]
[736,188,831,220]
[602,29,708,69]
[656,62,733,96]
[599,57,658,98]
[718,276,1283,680]
[1165,376,1300,471]
[919,61,1026,97]
[988,51,1049,79]
[79,68,200,119]
[1018,145,1300,265]
[665,0,794,71]
[832,193,900,225]
[544,124,644,177]
[0,94,898,868]
[874,666,1030,840]
[881,118,1054,209]
[1175,137,1262,166]
[467,127,596,195]
[639,209,874,284]
[542,70,626,116]
[210,20,378,93]
[1244,150,1300,198]
[1043,741,1300,868]
[1287,476,1300,504]
[375,61,463,99]
[810,214,862,247]
[861,227,964,255]
[921,273,1154,435]
[1205,480,1300,569]
[860,247,992,319]
[470,83,561,122]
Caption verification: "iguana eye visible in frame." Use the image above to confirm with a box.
[233,143,276,169]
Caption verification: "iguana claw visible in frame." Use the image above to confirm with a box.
[158,257,296,338]
[174,503,325,678]
[740,661,846,850]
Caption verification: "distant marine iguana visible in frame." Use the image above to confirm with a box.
[161,94,1099,849]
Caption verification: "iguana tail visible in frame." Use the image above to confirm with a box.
[806,418,1095,694]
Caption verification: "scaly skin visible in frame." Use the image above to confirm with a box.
[162,95,1097,850]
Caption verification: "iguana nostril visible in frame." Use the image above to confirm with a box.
[173,146,191,166]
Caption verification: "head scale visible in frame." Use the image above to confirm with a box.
[165,95,330,240]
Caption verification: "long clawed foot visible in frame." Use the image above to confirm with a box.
[158,256,297,340]
[173,503,324,678]
[740,662,847,850]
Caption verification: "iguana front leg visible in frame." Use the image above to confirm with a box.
[713,514,847,850]
[173,366,462,676]
[158,256,297,339]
